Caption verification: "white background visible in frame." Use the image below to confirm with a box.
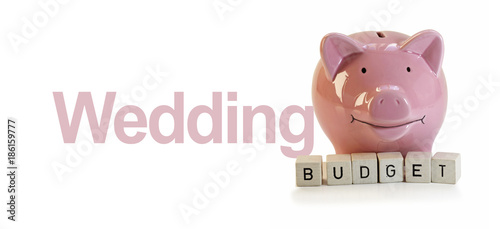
[0,0,499,228]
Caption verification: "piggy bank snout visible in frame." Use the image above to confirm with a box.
[369,91,410,122]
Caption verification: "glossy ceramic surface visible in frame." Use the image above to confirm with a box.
[312,30,447,157]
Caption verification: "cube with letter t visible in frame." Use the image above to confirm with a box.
[432,152,461,184]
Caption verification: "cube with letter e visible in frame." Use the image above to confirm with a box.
[405,151,431,183]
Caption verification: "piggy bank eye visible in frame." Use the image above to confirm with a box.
[406,67,411,72]
[361,67,367,74]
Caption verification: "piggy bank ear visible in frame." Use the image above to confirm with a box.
[321,33,364,82]
[400,30,444,75]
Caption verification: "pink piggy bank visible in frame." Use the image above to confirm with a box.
[312,30,447,157]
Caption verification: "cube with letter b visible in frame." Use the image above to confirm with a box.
[295,155,322,186]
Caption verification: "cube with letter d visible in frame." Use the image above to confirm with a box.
[351,153,378,184]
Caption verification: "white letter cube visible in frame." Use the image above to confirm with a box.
[351,153,378,184]
[405,151,431,183]
[326,154,352,185]
[377,152,403,183]
[296,155,322,186]
[432,152,461,184]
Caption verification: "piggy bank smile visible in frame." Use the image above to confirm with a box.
[350,114,426,141]
[312,30,447,157]
[350,114,425,129]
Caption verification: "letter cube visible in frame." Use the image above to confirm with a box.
[295,155,322,186]
[405,151,431,183]
[351,153,378,184]
[432,152,461,184]
[326,154,352,185]
[377,152,403,183]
